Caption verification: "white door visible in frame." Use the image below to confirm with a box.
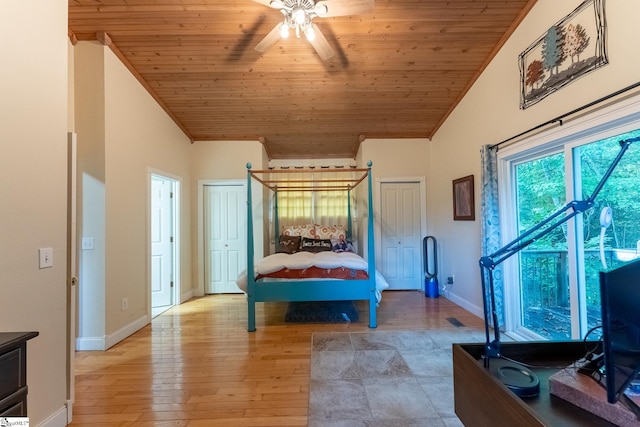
[205,184,245,293]
[151,176,175,311]
[380,182,422,290]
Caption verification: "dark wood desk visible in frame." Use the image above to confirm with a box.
[0,331,39,416]
[453,341,617,427]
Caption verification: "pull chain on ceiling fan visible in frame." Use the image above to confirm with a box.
[252,0,374,60]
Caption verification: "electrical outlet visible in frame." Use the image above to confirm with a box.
[447,274,455,285]
[121,298,128,311]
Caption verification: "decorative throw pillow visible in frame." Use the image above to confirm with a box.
[277,235,301,254]
[282,224,316,239]
[331,238,354,253]
[300,237,333,252]
[315,224,347,240]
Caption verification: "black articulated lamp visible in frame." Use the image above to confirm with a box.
[478,137,638,398]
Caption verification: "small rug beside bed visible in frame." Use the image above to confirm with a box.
[285,300,359,323]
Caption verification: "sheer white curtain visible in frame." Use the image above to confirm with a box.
[314,170,354,227]
[274,170,355,233]
[275,172,313,228]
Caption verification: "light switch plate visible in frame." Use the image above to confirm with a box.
[39,247,54,268]
[82,237,94,250]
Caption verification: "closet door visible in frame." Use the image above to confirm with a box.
[205,184,245,293]
[380,182,422,290]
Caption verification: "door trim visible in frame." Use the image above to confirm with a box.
[147,168,181,315]
[375,177,427,289]
[67,132,77,422]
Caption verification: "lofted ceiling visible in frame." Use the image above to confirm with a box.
[68,0,537,159]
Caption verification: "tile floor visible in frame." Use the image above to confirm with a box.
[308,328,486,426]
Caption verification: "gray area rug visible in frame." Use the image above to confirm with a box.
[308,328,485,426]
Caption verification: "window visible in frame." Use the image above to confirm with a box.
[514,151,569,339]
[499,96,640,341]
[273,171,356,229]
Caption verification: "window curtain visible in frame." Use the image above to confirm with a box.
[480,145,503,327]
[314,170,355,228]
[272,170,355,233]
[274,172,314,228]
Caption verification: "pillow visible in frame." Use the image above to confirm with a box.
[300,237,333,252]
[331,238,355,253]
[277,235,301,254]
[282,224,316,239]
[315,224,347,240]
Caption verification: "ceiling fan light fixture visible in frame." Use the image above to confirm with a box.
[280,22,290,38]
[305,25,316,41]
[293,8,307,25]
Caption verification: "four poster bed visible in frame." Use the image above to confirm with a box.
[237,161,388,331]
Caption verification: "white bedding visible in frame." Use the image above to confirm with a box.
[236,251,389,301]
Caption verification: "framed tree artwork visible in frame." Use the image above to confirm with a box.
[519,0,608,109]
[453,175,475,221]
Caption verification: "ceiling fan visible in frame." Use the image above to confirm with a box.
[251,0,374,60]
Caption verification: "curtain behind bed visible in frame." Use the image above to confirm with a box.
[270,170,357,240]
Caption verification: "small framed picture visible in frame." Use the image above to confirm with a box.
[453,175,475,221]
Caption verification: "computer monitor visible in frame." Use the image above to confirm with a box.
[600,258,640,406]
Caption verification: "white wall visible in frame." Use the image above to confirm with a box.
[103,46,192,333]
[74,41,107,347]
[428,0,640,317]
[0,1,69,425]
[73,42,193,348]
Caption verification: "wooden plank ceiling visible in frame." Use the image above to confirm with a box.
[68,0,537,159]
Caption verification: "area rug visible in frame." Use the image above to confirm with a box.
[307,329,486,426]
[284,300,359,323]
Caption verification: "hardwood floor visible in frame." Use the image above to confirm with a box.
[71,291,484,426]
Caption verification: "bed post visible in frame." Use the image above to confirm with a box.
[347,185,353,240]
[273,189,279,247]
[246,163,257,332]
[366,161,377,328]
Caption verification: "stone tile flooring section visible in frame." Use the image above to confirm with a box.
[308,328,486,426]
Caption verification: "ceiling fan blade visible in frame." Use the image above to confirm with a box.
[315,0,374,17]
[308,23,335,61]
[255,22,283,53]
[251,0,284,9]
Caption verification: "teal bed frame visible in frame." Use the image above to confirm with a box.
[245,162,377,331]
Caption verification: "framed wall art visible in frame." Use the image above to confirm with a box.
[519,0,608,109]
[453,175,475,221]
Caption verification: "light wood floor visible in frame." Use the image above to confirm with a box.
[71,291,484,426]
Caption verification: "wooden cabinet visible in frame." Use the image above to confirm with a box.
[0,332,38,416]
[453,341,617,426]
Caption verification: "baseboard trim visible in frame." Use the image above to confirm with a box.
[446,291,483,320]
[76,336,106,351]
[38,404,67,427]
[76,314,149,351]
[105,314,149,349]
[66,399,73,425]
[181,288,194,303]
